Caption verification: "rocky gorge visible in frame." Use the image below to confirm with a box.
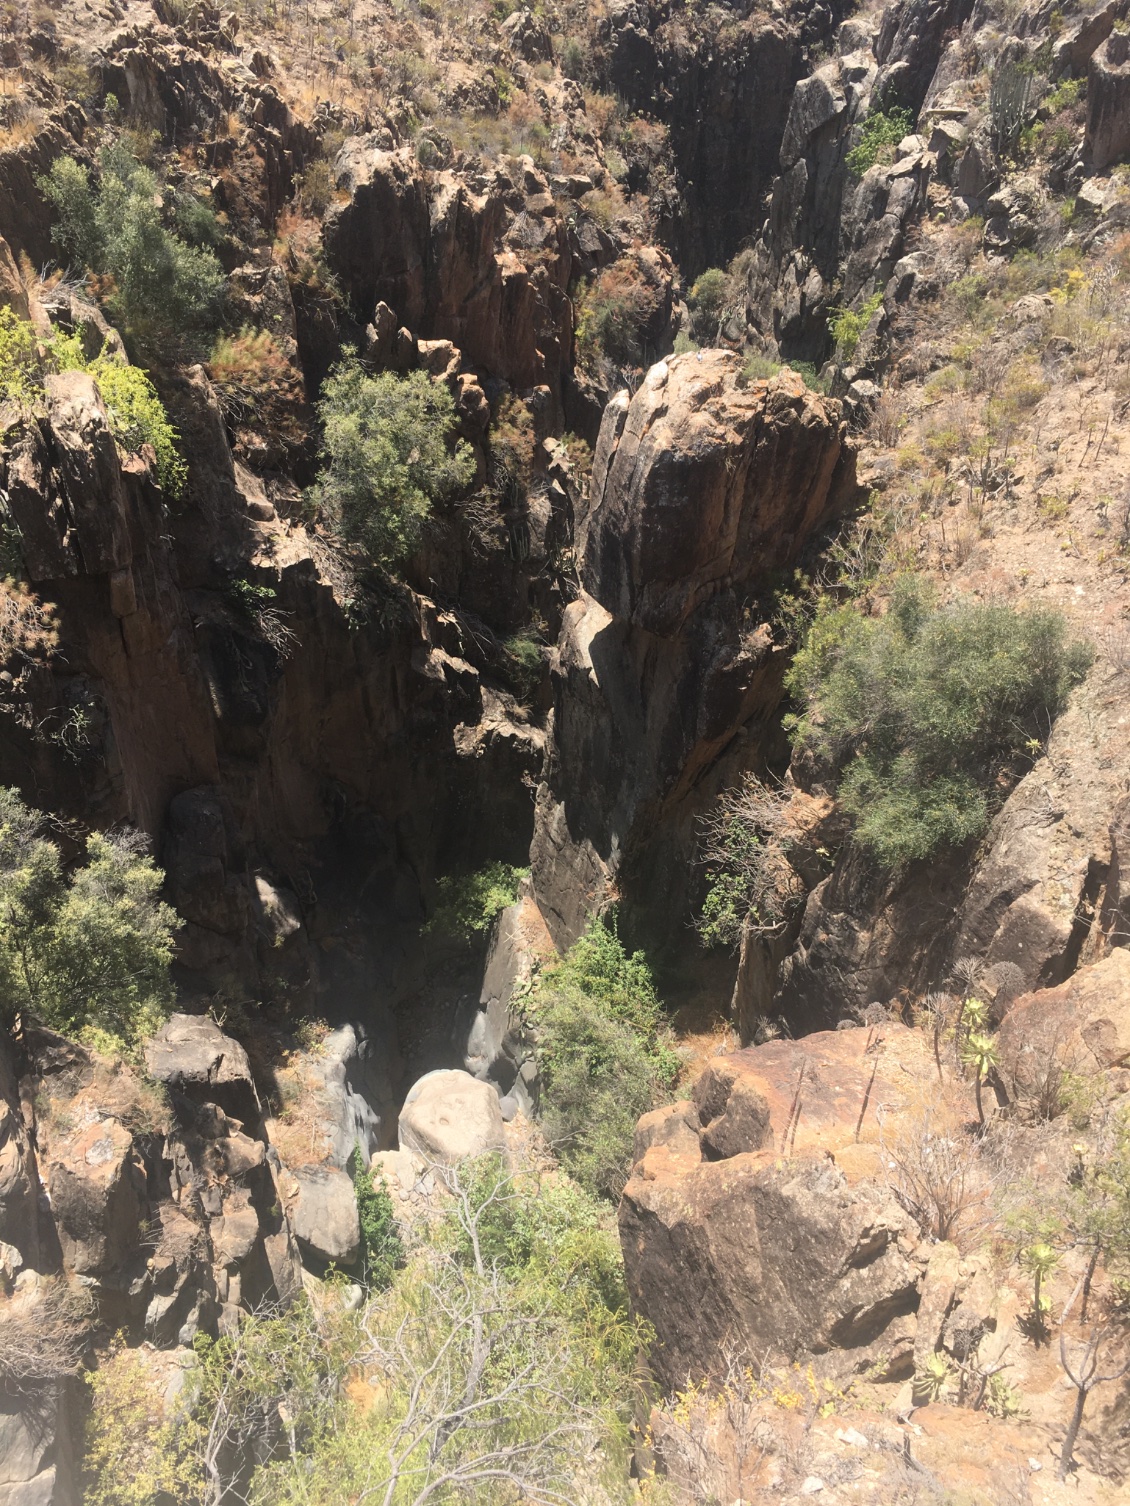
[1,0,1130,1502]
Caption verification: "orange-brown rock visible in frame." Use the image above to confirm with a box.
[620,1025,934,1388]
[997,948,1130,1101]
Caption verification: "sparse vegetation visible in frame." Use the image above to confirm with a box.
[574,259,655,372]
[695,775,805,948]
[0,310,187,494]
[829,290,884,362]
[845,106,914,176]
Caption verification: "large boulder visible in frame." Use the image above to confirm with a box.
[287,1166,360,1267]
[398,1070,506,1164]
[582,357,851,639]
[620,1026,933,1388]
[45,1119,144,1278]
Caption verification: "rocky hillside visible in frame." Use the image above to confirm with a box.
[1,0,1130,1501]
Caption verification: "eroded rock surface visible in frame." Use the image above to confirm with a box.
[621,1025,933,1387]
[532,353,856,950]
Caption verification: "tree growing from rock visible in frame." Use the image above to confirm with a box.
[41,141,225,348]
[0,788,178,1051]
[309,358,474,568]
[785,578,1092,866]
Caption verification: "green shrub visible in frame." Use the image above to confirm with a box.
[535,988,666,1199]
[0,307,43,405]
[741,350,781,382]
[687,265,730,339]
[77,356,188,496]
[502,629,543,701]
[448,1155,641,1384]
[531,917,678,1199]
[0,787,179,1050]
[696,777,802,949]
[845,106,915,176]
[1044,76,1084,116]
[249,1226,633,1506]
[308,358,474,566]
[561,36,587,80]
[574,263,653,369]
[83,1346,200,1506]
[0,310,188,495]
[422,861,527,944]
[348,1147,404,1289]
[40,143,224,344]
[785,578,1092,866]
[828,290,884,361]
[673,329,700,355]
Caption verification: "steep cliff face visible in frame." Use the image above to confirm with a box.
[530,353,856,951]
[593,0,853,274]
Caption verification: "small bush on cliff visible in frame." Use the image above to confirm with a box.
[845,106,915,176]
[531,917,677,1199]
[75,355,188,496]
[0,788,179,1050]
[786,578,1092,866]
[828,290,884,361]
[348,1147,404,1289]
[696,775,806,949]
[422,861,527,944]
[575,261,654,371]
[687,266,730,341]
[309,358,474,566]
[40,143,224,345]
[0,311,187,495]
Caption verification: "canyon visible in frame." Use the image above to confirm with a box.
[1,0,1130,1501]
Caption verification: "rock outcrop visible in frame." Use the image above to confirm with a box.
[620,1024,933,1387]
[1086,30,1130,171]
[531,353,856,952]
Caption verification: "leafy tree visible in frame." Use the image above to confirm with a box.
[786,577,1091,866]
[0,788,178,1051]
[40,142,224,345]
[309,358,474,566]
